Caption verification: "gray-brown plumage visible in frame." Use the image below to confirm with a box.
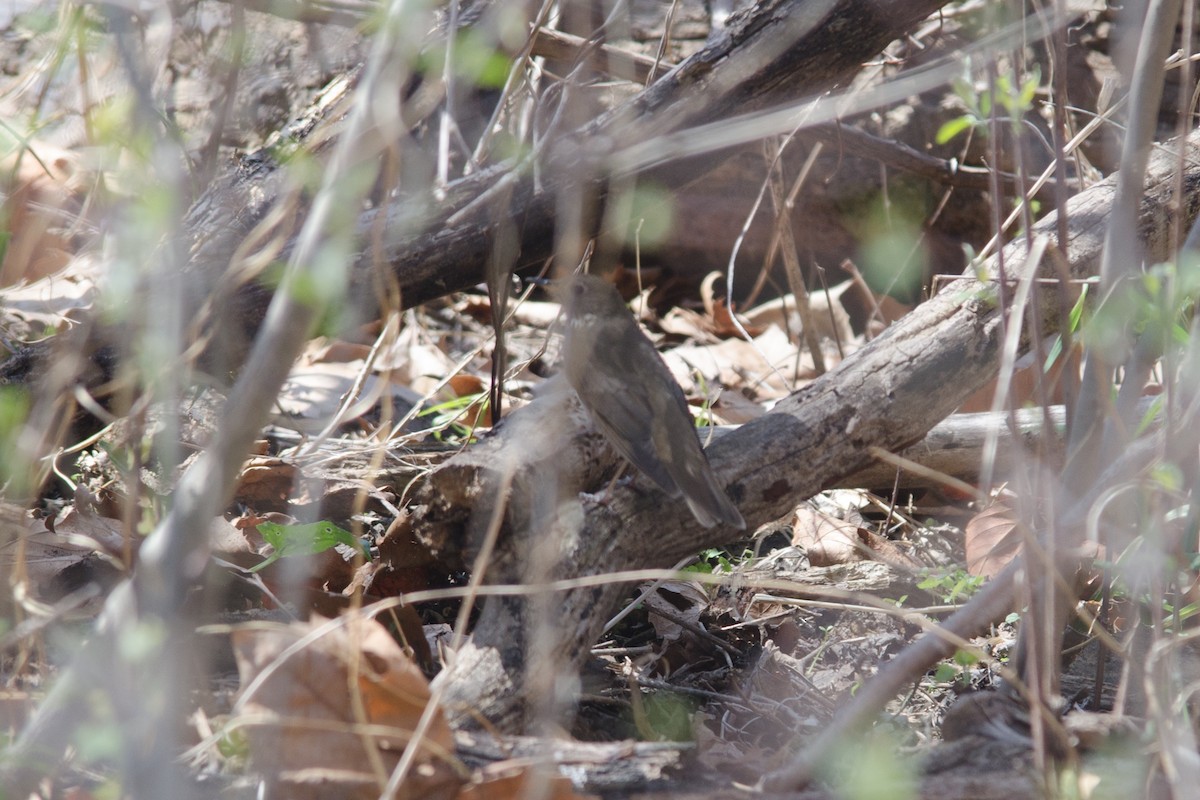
[559,274,745,529]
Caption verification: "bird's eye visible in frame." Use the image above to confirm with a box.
[572,283,585,296]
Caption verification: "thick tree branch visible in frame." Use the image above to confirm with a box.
[427,129,1200,730]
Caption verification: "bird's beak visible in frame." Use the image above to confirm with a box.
[523,274,568,302]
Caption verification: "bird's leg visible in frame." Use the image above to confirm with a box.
[602,461,632,501]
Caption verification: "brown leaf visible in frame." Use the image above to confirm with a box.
[792,495,922,570]
[609,264,664,303]
[4,508,122,611]
[447,373,492,428]
[233,458,302,511]
[792,505,868,567]
[643,581,707,643]
[710,388,764,424]
[50,505,128,562]
[965,500,1022,578]
[232,615,463,800]
[447,374,485,398]
[208,515,259,563]
[1,140,88,286]
[700,272,765,338]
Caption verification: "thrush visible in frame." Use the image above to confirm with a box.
[558,274,745,529]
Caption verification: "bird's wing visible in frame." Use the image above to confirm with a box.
[573,339,691,496]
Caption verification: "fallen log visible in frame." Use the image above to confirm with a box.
[1,0,950,384]
[424,128,1200,731]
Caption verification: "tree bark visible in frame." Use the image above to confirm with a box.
[346,0,950,308]
[1,0,949,385]
[426,129,1200,731]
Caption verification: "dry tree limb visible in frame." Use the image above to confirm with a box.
[424,129,1200,732]
[803,122,1060,200]
[847,404,1073,490]
[342,0,954,307]
[2,0,951,386]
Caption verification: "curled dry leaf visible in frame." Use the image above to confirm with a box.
[0,258,98,341]
[710,387,764,424]
[446,373,491,428]
[700,271,765,339]
[643,580,708,644]
[667,325,797,399]
[232,614,463,800]
[792,491,922,570]
[233,457,302,511]
[793,504,869,567]
[311,339,375,363]
[274,364,420,435]
[740,282,858,349]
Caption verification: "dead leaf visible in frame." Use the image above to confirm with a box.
[741,282,859,350]
[1,141,89,286]
[700,273,765,338]
[710,388,764,424]
[792,505,870,566]
[0,258,98,341]
[1,508,121,612]
[49,505,128,562]
[657,305,709,341]
[507,298,562,328]
[312,340,375,363]
[643,581,707,644]
[793,492,921,570]
[232,615,463,800]
[447,374,485,398]
[209,515,259,564]
[446,373,491,428]
[666,324,800,398]
[964,500,1022,578]
[274,364,419,434]
[234,458,301,511]
[609,264,665,304]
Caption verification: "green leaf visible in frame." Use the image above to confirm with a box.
[933,663,958,683]
[953,649,979,667]
[995,72,1014,101]
[1043,334,1063,373]
[935,115,974,145]
[1135,394,1164,437]
[1068,283,1090,332]
[1018,66,1042,109]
